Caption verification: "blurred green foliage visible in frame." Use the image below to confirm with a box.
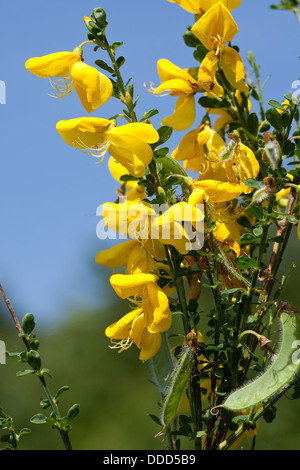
[0,228,300,450]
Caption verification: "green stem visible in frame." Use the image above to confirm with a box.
[101,33,138,123]
[0,285,73,451]
[39,375,72,450]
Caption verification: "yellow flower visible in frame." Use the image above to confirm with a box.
[151,59,201,130]
[101,198,204,255]
[189,179,243,204]
[224,142,260,194]
[171,123,226,173]
[212,204,244,256]
[167,0,242,15]
[105,307,162,362]
[25,49,113,113]
[105,272,172,361]
[108,157,147,205]
[191,3,248,93]
[56,118,159,177]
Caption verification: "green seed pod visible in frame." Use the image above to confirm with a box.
[161,344,194,426]
[222,311,300,411]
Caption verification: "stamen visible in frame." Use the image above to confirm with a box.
[48,76,75,98]
[109,337,133,353]
[145,81,170,97]
[73,137,110,162]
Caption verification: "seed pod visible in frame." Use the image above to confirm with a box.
[161,335,196,425]
[222,311,300,411]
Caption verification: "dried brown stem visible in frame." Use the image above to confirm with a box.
[0,284,29,351]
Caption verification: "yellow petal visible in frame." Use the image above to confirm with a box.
[168,0,242,13]
[191,2,239,51]
[56,117,112,148]
[172,128,202,162]
[214,112,232,131]
[161,94,196,131]
[154,79,196,96]
[110,273,158,299]
[157,58,198,84]
[220,47,248,92]
[126,245,150,274]
[108,157,129,183]
[95,240,138,268]
[108,136,153,177]
[198,51,224,97]
[143,239,166,262]
[232,143,260,193]
[193,180,242,202]
[105,308,143,339]
[197,0,242,11]
[167,0,203,14]
[144,283,172,333]
[107,123,159,144]
[25,51,80,78]
[188,188,206,205]
[138,329,162,362]
[71,61,113,113]
[130,313,147,349]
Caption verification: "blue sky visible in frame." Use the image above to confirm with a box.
[0,0,299,326]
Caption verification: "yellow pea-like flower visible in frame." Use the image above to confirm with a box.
[25,49,113,113]
[167,0,242,15]
[172,123,226,173]
[56,118,159,177]
[191,3,248,93]
[151,59,200,130]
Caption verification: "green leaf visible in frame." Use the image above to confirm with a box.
[116,56,125,68]
[139,109,159,122]
[148,414,162,426]
[268,99,288,113]
[193,44,209,62]
[266,107,283,132]
[247,113,259,136]
[236,256,259,270]
[156,126,173,145]
[182,30,200,48]
[111,41,123,52]
[40,368,53,378]
[253,225,263,237]
[18,428,32,436]
[240,232,259,245]
[54,386,70,402]
[16,369,36,377]
[30,413,47,424]
[22,313,35,335]
[237,215,253,230]
[94,59,114,74]
[198,96,227,109]
[244,178,260,190]
[26,350,41,371]
[67,404,80,422]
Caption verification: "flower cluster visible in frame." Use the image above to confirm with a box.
[25,1,300,451]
